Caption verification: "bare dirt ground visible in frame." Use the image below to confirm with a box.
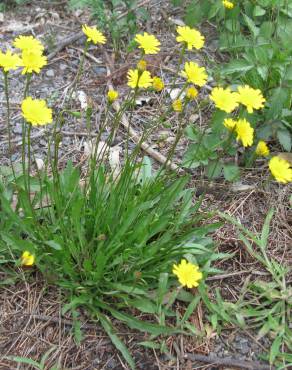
[0,1,291,369]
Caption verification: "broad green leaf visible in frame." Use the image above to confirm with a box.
[277,129,292,151]
[253,5,266,16]
[243,14,259,38]
[221,59,254,75]
[223,164,240,182]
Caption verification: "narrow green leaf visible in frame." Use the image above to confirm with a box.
[98,313,136,370]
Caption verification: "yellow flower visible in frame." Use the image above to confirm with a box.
[21,251,35,266]
[137,59,147,71]
[0,50,22,72]
[21,49,47,74]
[176,26,205,50]
[235,118,254,147]
[21,97,53,126]
[223,118,237,130]
[222,0,234,9]
[172,99,183,112]
[107,89,119,103]
[152,76,164,92]
[210,87,239,113]
[127,69,153,89]
[82,24,106,45]
[269,156,292,184]
[173,259,202,288]
[135,32,160,54]
[256,140,269,157]
[237,85,265,113]
[181,61,208,87]
[186,86,198,100]
[13,35,44,52]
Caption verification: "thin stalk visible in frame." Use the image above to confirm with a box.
[68,41,89,105]
[3,72,17,182]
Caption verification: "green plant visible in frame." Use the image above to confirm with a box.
[175,0,292,155]
[0,25,225,369]
[200,209,292,368]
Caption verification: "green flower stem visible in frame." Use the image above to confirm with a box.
[170,45,186,92]
[3,72,17,182]
[125,87,139,159]
[21,74,32,211]
[27,123,32,202]
[68,41,89,105]
[23,73,32,98]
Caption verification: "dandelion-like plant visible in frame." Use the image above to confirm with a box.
[135,32,160,54]
[210,87,239,113]
[269,156,292,184]
[21,97,53,126]
[127,69,153,89]
[173,259,203,288]
[176,26,205,50]
[181,61,208,87]
[235,118,254,147]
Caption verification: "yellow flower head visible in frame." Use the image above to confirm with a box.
[237,85,265,113]
[256,140,269,157]
[173,259,202,288]
[135,32,160,54]
[210,87,239,113]
[222,0,234,9]
[172,99,183,112]
[186,86,198,100]
[82,24,106,45]
[127,69,153,89]
[21,251,35,266]
[0,50,22,72]
[137,59,147,71]
[13,35,44,52]
[152,76,164,92]
[176,26,205,50]
[269,156,292,184]
[21,49,47,74]
[223,118,237,130]
[107,89,119,103]
[235,118,254,147]
[21,97,53,126]
[181,61,208,87]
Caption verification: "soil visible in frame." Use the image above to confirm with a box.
[0,1,291,369]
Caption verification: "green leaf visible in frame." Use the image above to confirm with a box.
[253,5,266,16]
[243,14,259,38]
[206,161,223,179]
[180,296,200,325]
[139,341,160,349]
[277,129,292,151]
[45,240,62,250]
[270,335,282,364]
[98,313,136,370]
[221,59,254,75]
[223,164,240,182]
[267,88,289,120]
[130,298,157,314]
[3,356,41,369]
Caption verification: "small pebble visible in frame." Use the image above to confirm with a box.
[46,69,55,78]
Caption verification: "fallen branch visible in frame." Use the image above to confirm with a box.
[184,353,274,370]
